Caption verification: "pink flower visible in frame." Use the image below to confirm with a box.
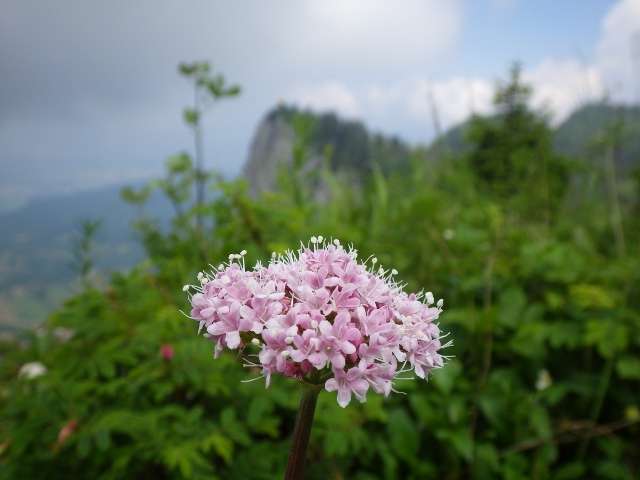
[310,311,360,369]
[55,419,78,449]
[206,303,257,349]
[325,366,369,408]
[160,343,174,361]
[183,238,449,407]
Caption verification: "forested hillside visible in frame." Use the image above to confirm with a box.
[555,104,640,171]
[431,103,640,172]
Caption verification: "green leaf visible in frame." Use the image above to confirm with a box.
[616,356,640,379]
[475,443,499,471]
[552,461,586,480]
[387,409,419,462]
[529,405,551,439]
[324,429,349,457]
[497,287,526,328]
[166,153,193,174]
[220,408,251,446]
[201,432,233,464]
[432,359,461,395]
[183,108,199,126]
[449,428,473,461]
[570,284,615,309]
[585,319,628,358]
[95,429,110,451]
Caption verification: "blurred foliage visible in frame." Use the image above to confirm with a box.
[1,66,639,480]
[71,219,102,288]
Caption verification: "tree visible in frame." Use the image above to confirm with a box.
[179,61,241,231]
[467,63,569,222]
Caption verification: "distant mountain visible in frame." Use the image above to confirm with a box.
[428,122,471,157]
[244,105,411,193]
[246,103,640,196]
[0,184,172,330]
[428,103,640,172]
[554,104,640,171]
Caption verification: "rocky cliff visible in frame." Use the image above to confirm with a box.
[243,105,411,194]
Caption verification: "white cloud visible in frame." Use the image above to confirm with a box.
[287,82,360,118]
[284,76,494,141]
[395,58,606,130]
[295,0,462,73]
[525,59,605,123]
[596,0,640,102]
[523,0,639,120]
[406,77,494,127]
[282,56,606,142]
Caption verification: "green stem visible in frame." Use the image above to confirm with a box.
[285,385,321,480]
[578,356,614,459]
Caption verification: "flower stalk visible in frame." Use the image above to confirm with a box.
[285,385,321,480]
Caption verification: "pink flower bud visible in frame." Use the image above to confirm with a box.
[160,343,174,361]
[55,419,78,449]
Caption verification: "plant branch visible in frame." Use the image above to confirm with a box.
[578,356,615,459]
[501,417,638,456]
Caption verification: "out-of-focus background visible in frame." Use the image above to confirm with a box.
[1,1,639,478]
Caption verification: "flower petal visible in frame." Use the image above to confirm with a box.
[325,378,338,392]
[337,388,351,408]
[225,331,241,349]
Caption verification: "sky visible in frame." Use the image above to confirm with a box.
[1,0,639,210]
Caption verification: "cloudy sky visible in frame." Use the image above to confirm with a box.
[1,0,639,209]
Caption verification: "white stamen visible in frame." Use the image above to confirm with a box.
[437,298,444,308]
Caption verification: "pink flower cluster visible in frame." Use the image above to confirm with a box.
[184,238,447,407]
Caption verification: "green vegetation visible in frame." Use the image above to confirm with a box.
[0,65,639,479]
